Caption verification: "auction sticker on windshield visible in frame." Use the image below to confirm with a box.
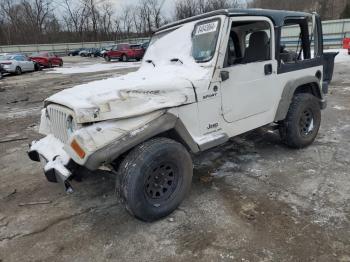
[195,21,219,36]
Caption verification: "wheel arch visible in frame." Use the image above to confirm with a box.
[84,113,199,170]
[274,76,324,122]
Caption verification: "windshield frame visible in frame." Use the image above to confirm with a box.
[191,17,222,63]
[147,16,223,65]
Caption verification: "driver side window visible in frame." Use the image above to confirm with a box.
[224,20,272,68]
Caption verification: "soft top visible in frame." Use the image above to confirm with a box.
[157,8,312,33]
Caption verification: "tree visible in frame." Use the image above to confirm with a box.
[341,0,350,18]
[174,0,241,20]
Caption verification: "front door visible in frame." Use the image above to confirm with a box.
[220,17,277,123]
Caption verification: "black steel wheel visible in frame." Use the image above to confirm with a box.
[299,108,315,137]
[144,162,179,203]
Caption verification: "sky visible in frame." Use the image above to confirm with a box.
[113,0,175,16]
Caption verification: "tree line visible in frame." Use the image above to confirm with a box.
[1,0,350,46]
[248,0,350,20]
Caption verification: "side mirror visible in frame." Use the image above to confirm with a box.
[220,71,229,82]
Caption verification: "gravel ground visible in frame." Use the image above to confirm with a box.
[0,56,349,262]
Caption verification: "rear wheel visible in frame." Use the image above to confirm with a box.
[48,62,52,68]
[279,93,321,148]
[118,138,193,222]
[15,66,22,75]
[59,61,63,67]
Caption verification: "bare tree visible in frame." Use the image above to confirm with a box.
[174,0,241,20]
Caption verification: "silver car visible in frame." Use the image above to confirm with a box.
[0,54,35,75]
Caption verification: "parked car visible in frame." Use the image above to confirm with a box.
[87,48,101,57]
[68,48,84,56]
[13,53,41,71]
[30,52,63,68]
[28,9,337,222]
[0,54,35,75]
[79,49,90,57]
[104,43,145,62]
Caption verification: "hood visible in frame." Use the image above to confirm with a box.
[46,63,211,123]
[46,21,214,124]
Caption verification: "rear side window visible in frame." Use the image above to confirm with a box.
[280,17,316,64]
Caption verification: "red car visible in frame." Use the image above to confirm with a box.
[104,44,145,62]
[30,52,63,68]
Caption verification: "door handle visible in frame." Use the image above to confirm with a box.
[264,64,273,75]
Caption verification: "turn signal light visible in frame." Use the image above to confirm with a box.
[71,139,86,159]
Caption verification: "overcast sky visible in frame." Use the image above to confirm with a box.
[113,0,175,16]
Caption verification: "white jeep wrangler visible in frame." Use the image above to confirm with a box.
[28,9,337,221]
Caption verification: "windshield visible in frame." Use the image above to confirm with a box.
[145,18,221,64]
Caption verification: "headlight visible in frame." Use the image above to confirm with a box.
[66,115,76,136]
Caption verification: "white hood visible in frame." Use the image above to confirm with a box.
[46,22,213,123]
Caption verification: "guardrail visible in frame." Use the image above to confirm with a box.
[0,38,151,55]
[1,19,350,54]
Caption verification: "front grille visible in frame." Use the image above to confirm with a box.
[47,104,74,144]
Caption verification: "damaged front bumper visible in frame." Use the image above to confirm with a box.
[28,135,76,192]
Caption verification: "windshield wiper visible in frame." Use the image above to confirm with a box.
[170,58,183,64]
[145,60,155,67]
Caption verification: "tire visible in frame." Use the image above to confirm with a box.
[279,93,321,149]
[59,61,63,67]
[121,54,128,62]
[34,63,40,71]
[118,138,193,222]
[104,55,111,62]
[15,66,22,75]
[48,62,52,68]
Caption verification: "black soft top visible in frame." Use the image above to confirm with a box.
[157,8,312,32]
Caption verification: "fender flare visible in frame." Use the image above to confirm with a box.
[274,76,322,122]
[84,113,199,170]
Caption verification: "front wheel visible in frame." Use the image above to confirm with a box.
[104,55,111,62]
[279,93,321,148]
[118,138,193,222]
[59,61,63,67]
